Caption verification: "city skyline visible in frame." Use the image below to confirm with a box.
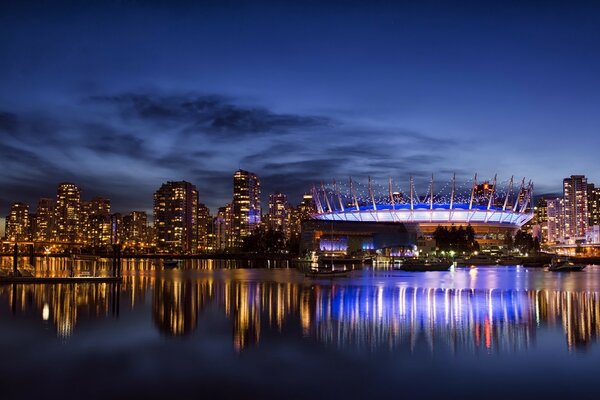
[2,1,600,217]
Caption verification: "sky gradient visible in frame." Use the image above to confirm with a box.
[1,0,599,216]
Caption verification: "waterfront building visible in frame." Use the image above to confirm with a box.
[547,198,564,244]
[231,170,261,248]
[6,202,30,241]
[533,198,548,243]
[309,174,533,251]
[197,203,212,252]
[53,183,82,243]
[588,183,600,227]
[563,175,588,241]
[215,204,232,251]
[153,181,199,253]
[35,198,54,242]
[290,193,316,238]
[122,211,149,248]
[268,192,292,239]
[82,197,112,247]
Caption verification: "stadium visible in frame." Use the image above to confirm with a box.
[301,174,534,254]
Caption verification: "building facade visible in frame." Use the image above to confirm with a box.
[6,202,30,242]
[231,170,261,248]
[563,175,588,241]
[153,181,199,253]
[268,192,291,239]
[53,183,82,243]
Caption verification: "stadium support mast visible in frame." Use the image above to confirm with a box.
[469,173,478,210]
[503,176,513,211]
[321,182,332,213]
[368,176,377,211]
[410,176,414,210]
[514,178,525,212]
[388,176,395,210]
[334,179,344,212]
[487,174,497,210]
[450,173,456,210]
[312,185,324,214]
[350,177,359,211]
[429,174,434,210]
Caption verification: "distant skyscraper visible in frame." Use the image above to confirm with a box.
[268,192,291,239]
[547,198,563,244]
[232,170,261,247]
[154,181,199,253]
[35,198,54,242]
[82,197,112,247]
[533,198,548,243]
[54,183,82,243]
[123,211,149,248]
[563,175,588,240]
[215,204,232,251]
[197,203,211,252]
[291,193,316,238]
[6,202,30,241]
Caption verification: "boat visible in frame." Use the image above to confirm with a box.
[397,257,451,272]
[163,259,181,269]
[459,254,498,266]
[546,257,586,272]
[318,256,364,265]
[305,265,352,278]
[496,255,522,265]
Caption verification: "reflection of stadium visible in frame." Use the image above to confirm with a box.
[3,272,599,351]
[303,174,534,252]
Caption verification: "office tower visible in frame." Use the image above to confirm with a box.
[197,203,211,252]
[82,197,112,247]
[588,183,600,227]
[268,192,291,239]
[6,202,30,241]
[533,198,548,243]
[54,183,82,243]
[563,175,588,239]
[215,204,232,251]
[232,170,261,247]
[123,211,149,248]
[290,193,316,238]
[35,198,54,241]
[547,198,564,244]
[154,181,199,253]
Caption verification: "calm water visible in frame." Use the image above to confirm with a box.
[2,260,600,399]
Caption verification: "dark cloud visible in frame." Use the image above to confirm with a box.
[89,93,331,139]
[0,111,18,133]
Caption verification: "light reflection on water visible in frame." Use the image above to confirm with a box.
[1,261,600,352]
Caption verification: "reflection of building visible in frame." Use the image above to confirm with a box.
[563,175,588,240]
[6,202,30,241]
[54,183,82,243]
[231,170,261,248]
[152,280,198,336]
[154,181,199,253]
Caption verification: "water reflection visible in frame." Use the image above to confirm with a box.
[1,267,600,352]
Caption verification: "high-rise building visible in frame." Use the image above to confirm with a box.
[123,211,149,248]
[82,197,112,247]
[547,198,564,244]
[154,181,199,253]
[533,198,548,243]
[588,183,600,227]
[54,183,82,243]
[197,203,212,252]
[215,204,232,251]
[563,175,588,240]
[6,202,30,241]
[291,193,316,238]
[231,170,261,247]
[35,198,54,242]
[268,192,291,239]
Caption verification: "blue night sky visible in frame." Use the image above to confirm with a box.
[1,0,599,216]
